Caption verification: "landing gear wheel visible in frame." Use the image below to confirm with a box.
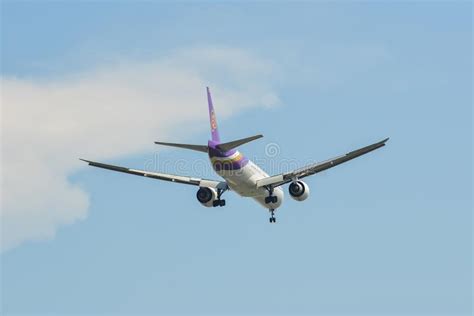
[269,209,276,223]
[213,199,226,207]
[265,186,278,205]
[212,186,229,207]
[265,196,278,204]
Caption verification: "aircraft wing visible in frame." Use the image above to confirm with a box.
[80,159,225,189]
[256,138,389,188]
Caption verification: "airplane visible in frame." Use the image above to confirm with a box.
[81,87,388,223]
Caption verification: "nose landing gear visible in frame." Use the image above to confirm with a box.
[269,209,276,223]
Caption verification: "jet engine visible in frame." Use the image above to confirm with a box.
[288,181,310,201]
[196,187,218,207]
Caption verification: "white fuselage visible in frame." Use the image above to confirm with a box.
[211,150,284,209]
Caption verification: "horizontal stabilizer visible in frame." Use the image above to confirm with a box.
[216,134,263,152]
[154,141,208,153]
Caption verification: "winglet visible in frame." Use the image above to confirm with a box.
[207,87,221,143]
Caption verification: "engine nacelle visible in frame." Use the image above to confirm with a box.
[196,187,218,207]
[288,181,310,201]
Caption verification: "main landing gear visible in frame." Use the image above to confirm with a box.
[264,186,278,223]
[212,187,228,207]
[264,186,278,204]
[269,209,276,223]
[213,199,226,207]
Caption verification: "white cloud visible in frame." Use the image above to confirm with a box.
[1,47,280,252]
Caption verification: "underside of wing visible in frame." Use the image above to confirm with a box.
[256,137,389,188]
[80,159,225,189]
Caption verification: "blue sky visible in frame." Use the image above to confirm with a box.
[1,2,472,315]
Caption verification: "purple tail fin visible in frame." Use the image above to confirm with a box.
[207,87,221,143]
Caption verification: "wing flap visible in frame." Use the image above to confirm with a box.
[256,174,284,188]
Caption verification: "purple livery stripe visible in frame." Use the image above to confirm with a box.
[208,141,249,171]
